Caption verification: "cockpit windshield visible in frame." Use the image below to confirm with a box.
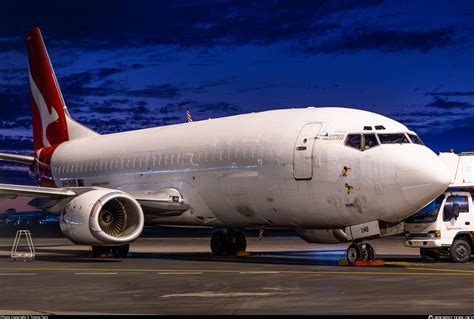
[405,194,445,223]
[408,134,424,145]
[378,133,410,144]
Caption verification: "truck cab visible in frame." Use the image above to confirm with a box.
[404,190,474,262]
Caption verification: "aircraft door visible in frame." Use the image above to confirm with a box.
[293,122,322,180]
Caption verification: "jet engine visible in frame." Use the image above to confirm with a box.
[296,229,351,244]
[60,189,144,245]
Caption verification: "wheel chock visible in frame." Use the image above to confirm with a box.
[338,259,384,266]
[237,251,250,257]
[338,259,351,266]
[352,260,385,267]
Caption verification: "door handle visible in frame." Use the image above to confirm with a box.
[466,222,470,225]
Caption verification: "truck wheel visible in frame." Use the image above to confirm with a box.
[450,239,471,263]
[420,248,440,261]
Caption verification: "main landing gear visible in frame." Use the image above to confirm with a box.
[91,244,129,258]
[210,229,247,256]
[346,242,375,264]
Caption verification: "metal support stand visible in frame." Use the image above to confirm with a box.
[258,226,265,241]
[11,230,35,261]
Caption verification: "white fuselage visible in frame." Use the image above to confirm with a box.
[48,107,450,229]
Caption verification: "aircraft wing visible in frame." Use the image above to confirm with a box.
[0,153,35,165]
[0,183,76,199]
[0,183,189,217]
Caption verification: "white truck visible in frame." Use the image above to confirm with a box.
[404,152,474,262]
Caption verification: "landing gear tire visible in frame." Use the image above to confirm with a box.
[92,244,129,258]
[420,248,440,261]
[346,242,375,264]
[211,229,247,256]
[364,243,375,261]
[346,244,362,264]
[230,231,247,255]
[450,239,471,263]
[211,231,231,256]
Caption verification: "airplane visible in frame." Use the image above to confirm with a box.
[0,27,451,262]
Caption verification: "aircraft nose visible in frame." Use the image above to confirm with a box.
[397,147,451,208]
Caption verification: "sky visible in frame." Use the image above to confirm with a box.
[1,0,474,189]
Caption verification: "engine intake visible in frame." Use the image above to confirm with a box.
[60,189,144,245]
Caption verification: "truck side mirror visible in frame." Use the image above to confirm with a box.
[453,203,460,218]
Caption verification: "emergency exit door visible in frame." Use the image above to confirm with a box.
[293,122,322,180]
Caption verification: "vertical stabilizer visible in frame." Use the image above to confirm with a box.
[27,27,97,151]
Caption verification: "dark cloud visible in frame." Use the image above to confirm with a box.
[300,25,459,54]
[426,91,474,97]
[196,101,239,114]
[7,0,450,55]
[421,115,474,152]
[426,97,474,109]
[96,67,123,79]
[195,80,229,92]
[60,67,124,88]
[0,136,33,151]
[0,84,30,120]
[0,117,31,130]
[392,110,469,117]
[0,37,23,51]
[124,84,180,99]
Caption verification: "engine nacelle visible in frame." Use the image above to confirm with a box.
[60,189,144,245]
[296,229,350,244]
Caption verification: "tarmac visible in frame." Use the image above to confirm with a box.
[0,230,473,315]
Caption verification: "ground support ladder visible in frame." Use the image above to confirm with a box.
[11,230,35,261]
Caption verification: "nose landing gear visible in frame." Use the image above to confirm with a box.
[346,242,375,264]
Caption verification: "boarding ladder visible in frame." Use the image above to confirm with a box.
[11,230,35,261]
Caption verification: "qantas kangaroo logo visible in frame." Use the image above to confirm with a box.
[29,71,59,148]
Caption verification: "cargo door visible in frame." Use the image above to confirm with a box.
[293,122,322,180]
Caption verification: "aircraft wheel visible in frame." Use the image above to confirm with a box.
[346,244,361,264]
[111,244,130,258]
[211,231,231,256]
[365,243,375,260]
[91,244,129,258]
[230,230,247,255]
[92,245,104,258]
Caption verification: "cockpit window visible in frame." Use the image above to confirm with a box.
[408,134,424,145]
[378,133,410,144]
[363,134,379,150]
[345,134,361,150]
[345,134,379,151]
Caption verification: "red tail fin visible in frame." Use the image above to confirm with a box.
[27,27,69,151]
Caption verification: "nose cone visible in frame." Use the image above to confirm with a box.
[397,146,451,208]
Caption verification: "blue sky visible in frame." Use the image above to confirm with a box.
[1,0,474,185]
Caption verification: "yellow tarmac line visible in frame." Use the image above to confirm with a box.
[0,267,472,276]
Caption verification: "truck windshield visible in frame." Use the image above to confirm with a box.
[405,194,445,223]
